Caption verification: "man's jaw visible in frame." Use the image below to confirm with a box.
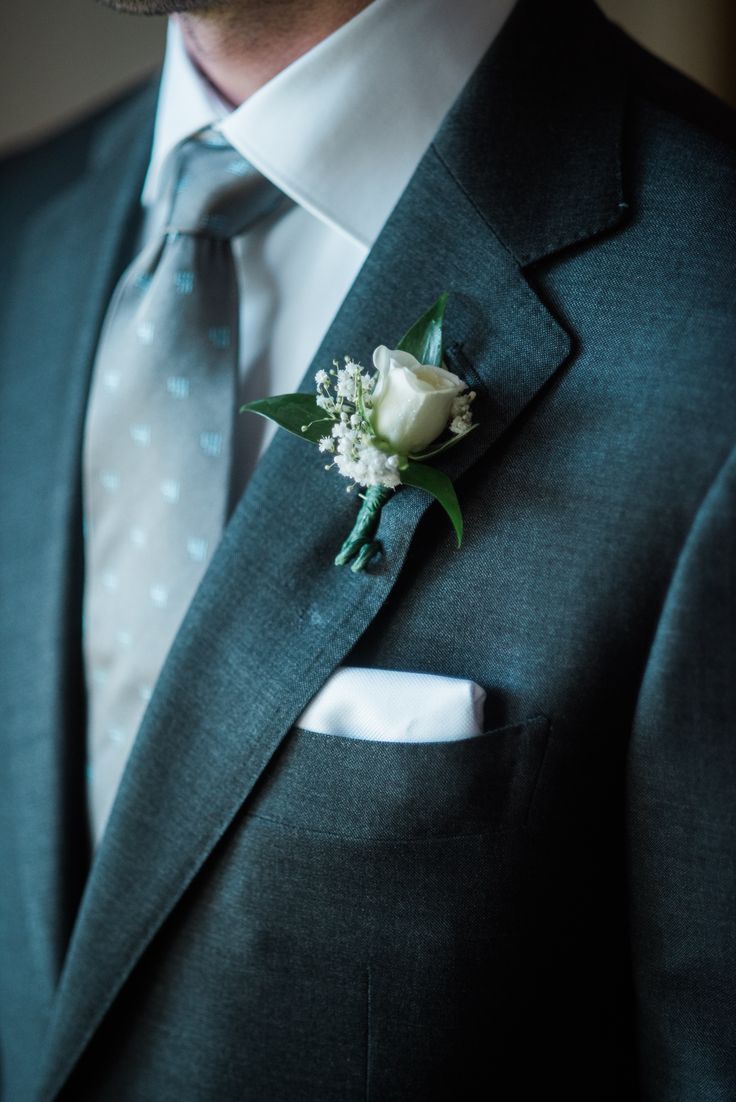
[95,0,227,15]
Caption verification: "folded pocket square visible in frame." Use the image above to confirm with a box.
[295,667,486,743]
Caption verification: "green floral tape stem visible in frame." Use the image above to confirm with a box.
[334,485,392,571]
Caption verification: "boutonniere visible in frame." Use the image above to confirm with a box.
[242,294,476,571]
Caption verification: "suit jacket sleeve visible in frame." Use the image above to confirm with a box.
[627,440,736,1099]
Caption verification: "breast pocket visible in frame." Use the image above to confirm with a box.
[225,716,551,1100]
[245,714,550,840]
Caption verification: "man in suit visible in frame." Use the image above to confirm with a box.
[0,0,734,1097]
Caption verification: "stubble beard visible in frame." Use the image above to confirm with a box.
[96,0,229,14]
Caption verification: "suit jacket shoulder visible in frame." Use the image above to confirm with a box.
[0,77,158,288]
[612,14,736,300]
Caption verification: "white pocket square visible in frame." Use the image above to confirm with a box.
[295,667,486,743]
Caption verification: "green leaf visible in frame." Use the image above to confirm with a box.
[396,293,448,367]
[240,394,331,445]
[401,460,463,547]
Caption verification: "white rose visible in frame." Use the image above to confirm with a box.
[369,346,466,455]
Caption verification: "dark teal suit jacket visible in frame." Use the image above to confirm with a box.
[1,1,734,1098]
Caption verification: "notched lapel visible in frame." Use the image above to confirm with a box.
[41,2,628,1093]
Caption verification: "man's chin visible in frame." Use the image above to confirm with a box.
[96,0,225,13]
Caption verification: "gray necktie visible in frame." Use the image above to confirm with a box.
[83,127,287,845]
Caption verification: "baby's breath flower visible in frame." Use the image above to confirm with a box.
[315,369,329,386]
[448,390,476,435]
[334,441,402,489]
[318,436,335,453]
[336,374,356,400]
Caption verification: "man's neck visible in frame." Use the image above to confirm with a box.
[175,0,375,107]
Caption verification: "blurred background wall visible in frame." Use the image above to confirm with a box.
[1,0,735,154]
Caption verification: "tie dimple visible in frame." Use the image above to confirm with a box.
[163,129,288,238]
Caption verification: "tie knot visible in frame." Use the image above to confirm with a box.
[161,128,287,239]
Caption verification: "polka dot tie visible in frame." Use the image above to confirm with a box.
[82,127,289,845]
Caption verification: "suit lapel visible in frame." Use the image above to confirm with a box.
[0,80,158,1018]
[40,1,626,1094]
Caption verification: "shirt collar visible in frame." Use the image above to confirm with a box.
[142,21,228,208]
[144,0,517,249]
